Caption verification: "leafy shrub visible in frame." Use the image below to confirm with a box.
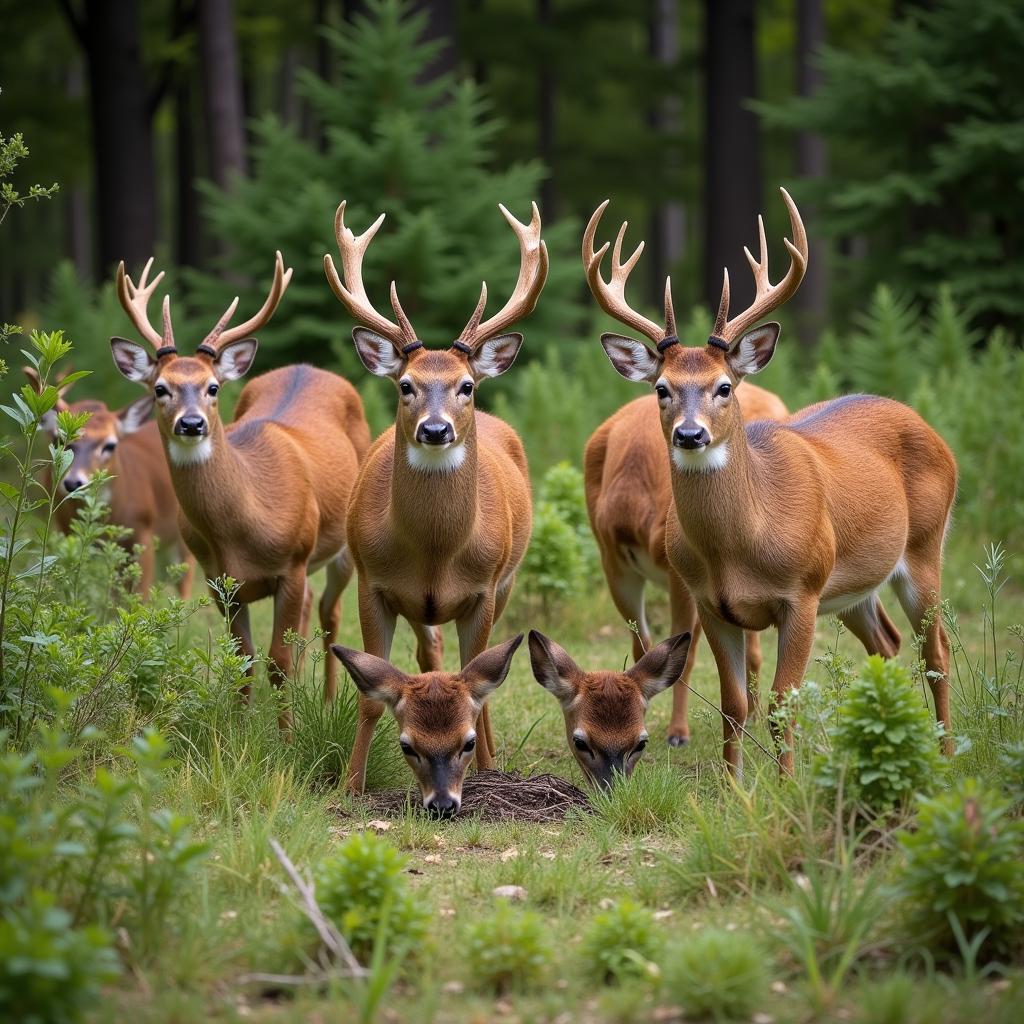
[314,831,430,960]
[661,927,769,1022]
[521,499,585,608]
[815,656,943,810]
[462,901,553,994]
[896,777,1024,953]
[579,899,661,984]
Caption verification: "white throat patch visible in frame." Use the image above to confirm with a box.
[167,436,213,467]
[406,441,467,474]
[671,441,730,474]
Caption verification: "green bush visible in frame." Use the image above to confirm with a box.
[314,831,430,960]
[896,777,1024,953]
[661,927,769,1022]
[815,656,944,810]
[462,901,553,994]
[579,899,662,984]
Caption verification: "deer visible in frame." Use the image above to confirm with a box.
[528,629,691,789]
[109,253,371,727]
[584,187,957,776]
[324,200,547,795]
[24,367,195,597]
[330,635,523,816]
[584,383,789,748]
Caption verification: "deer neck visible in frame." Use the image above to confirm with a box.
[390,415,480,550]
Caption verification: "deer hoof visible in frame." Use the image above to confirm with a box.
[667,734,690,748]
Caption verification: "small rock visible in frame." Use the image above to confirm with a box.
[499,847,519,862]
[424,854,443,864]
[753,1014,774,1024]
[598,897,616,910]
[367,819,392,832]
[493,885,528,901]
[770,981,788,995]
[442,980,464,995]
[653,909,673,921]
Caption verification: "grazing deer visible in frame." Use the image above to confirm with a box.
[324,201,546,793]
[528,629,691,789]
[331,635,523,816]
[24,367,195,596]
[109,253,371,725]
[584,188,957,775]
[585,385,788,747]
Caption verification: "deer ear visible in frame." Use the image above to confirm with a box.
[117,394,155,434]
[528,630,583,707]
[628,632,692,701]
[111,338,157,383]
[215,338,258,381]
[461,634,524,703]
[726,323,780,378]
[352,328,405,379]
[601,333,661,383]
[468,333,523,379]
[22,366,42,393]
[330,645,405,707]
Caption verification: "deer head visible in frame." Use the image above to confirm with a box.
[325,202,548,473]
[584,188,807,474]
[330,635,523,816]
[109,253,292,466]
[528,630,691,789]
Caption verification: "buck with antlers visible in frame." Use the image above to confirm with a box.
[325,201,546,799]
[109,253,370,725]
[584,188,957,774]
[584,384,788,748]
[24,368,195,597]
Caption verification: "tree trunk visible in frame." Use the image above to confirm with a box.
[538,0,556,219]
[64,61,92,282]
[794,0,827,344]
[415,0,459,83]
[175,78,202,269]
[703,0,761,314]
[648,0,684,309]
[198,0,247,191]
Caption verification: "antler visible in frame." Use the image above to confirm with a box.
[455,202,549,353]
[201,251,294,353]
[323,201,418,353]
[116,258,171,351]
[712,187,808,346]
[583,201,672,345]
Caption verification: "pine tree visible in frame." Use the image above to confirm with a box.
[193,0,580,373]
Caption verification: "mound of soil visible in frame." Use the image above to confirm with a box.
[362,769,591,823]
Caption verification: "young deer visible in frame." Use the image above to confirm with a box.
[584,385,788,747]
[528,630,691,789]
[109,254,370,725]
[584,189,957,775]
[331,635,523,816]
[324,201,546,793]
[24,368,195,597]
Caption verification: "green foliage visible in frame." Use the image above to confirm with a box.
[896,777,1024,953]
[462,901,553,994]
[195,0,580,373]
[760,0,1024,329]
[661,927,769,1023]
[314,831,430,960]
[579,899,661,984]
[815,656,944,810]
[0,100,58,227]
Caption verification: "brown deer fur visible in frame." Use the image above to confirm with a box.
[584,384,789,745]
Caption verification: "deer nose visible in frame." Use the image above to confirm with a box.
[417,421,453,446]
[425,793,459,818]
[673,425,710,450]
[64,476,84,492]
[175,415,207,437]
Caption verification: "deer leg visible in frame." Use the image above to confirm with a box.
[177,546,196,600]
[345,578,396,794]
[410,621,444,672]
[745,631,763,719]
[666,568,701,747]
[457,595,497,771]
[891,552,952,754]
[269,571,306,737]
[771,597,819,774]
[839,594,901,658]
[136,528,155,596]
[700,608,748,778]
[603,554,652,661]
[320,547,353,702]
[225,600,256,705]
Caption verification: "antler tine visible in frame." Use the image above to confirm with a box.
[204,251,294,353]
[458,202,550,351]
[664,277,676,337]
[324,201,415,351]
[714,187,809,345]
[582,201,664,344]
[116,258,168,351]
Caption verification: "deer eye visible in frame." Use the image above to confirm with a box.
[715,382,732,399]
[458,381,474,397]
[102,441,117,455]
[462,737,476,754]
[154,384,170,398]
[399,739,419,760]
[573,736,594,756]
[399,380,414,396]
[208,383,219,397]
[633,737,648,754]
[655,383,670,400]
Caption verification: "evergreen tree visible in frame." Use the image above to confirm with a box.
[194,0,581,373]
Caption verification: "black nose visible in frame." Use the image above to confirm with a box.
[176,415,207,437]
[417,421,453,446]
[673,425,710,450]
[425,794,459,818]
[64,477,83,492]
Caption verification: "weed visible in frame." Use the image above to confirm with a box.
[579,899,662,984]
[462,901,553,994]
